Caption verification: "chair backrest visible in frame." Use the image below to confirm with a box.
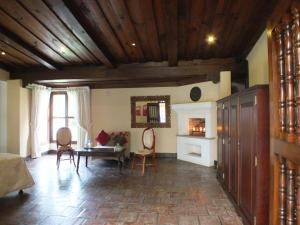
[56,127,72,147]
[142,127,155,151]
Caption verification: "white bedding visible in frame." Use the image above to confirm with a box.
[0,153,34,197]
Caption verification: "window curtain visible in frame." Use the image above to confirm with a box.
[30,84,51,158]
[67,87,91,149]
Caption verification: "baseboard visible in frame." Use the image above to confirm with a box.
[130,152,177,158]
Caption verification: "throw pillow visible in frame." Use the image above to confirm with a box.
[96,130,110,145]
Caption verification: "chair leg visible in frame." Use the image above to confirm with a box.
[131,155,135,172]
[142,156,146,176]
[57,152,61,169]
[153,155,157,172]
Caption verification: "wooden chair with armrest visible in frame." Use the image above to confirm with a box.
[131,127,157,176]
[56,127,76,169]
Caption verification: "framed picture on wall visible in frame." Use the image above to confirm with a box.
[143,105,147,116]
[136,105,141,116]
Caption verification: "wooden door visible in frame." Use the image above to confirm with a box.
[217,101,224,182]
[223,99,230,188]
[239,92,256,225]
[229,95,239,202]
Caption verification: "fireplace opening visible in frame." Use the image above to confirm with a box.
[189,118,205,136]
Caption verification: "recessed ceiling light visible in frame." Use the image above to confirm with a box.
[131,43,136,46]
[1,51,5,56]
[206,34,216,45]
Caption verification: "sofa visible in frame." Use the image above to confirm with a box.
[95,130,130,159]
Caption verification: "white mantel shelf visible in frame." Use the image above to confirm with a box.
[172,102,217,167]
[176,135,215,140]
[172,102,216,111]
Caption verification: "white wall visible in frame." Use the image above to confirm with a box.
[247,30,269,87]
[6,80,31,157]
[91,81,221,154]
[0,81,7,153]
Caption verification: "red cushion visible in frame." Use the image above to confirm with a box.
[96,130,111,145]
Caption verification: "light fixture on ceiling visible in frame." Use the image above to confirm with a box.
[206,34,216,45]
[131,42,136,46]
[1,51,5,56]
[59,46,66,54]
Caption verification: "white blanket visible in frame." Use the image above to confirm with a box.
[0,153,34,197]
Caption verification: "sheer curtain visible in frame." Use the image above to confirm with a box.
[67,87,91,149]
[30,84,51,158]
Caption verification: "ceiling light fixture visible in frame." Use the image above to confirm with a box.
[1,51,5,56]
[131,42,136,46]
[206,34,216,45]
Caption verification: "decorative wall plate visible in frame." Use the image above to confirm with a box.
[190,87,201,101]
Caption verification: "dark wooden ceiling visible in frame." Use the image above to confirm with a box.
[0,0,279,88]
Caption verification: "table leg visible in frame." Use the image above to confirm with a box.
[86,155,88,167]
[77,154,80,173]
[118,155,122,173]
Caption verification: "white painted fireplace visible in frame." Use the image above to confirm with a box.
[172,102,217,167]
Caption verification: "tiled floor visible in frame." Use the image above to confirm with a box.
[0,155,243,225]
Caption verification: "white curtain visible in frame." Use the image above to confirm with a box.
[67,87,91,149]
[30,84,51,158]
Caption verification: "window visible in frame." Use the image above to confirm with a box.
[49,92,77,143]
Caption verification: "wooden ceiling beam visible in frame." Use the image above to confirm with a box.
[11,58,247,88]
[0,26,60,70]
[165,0,178,66]
[33,74,209,89]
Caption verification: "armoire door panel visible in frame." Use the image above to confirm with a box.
[229,97,238,202]
[239,95,256,224]
[223,100,230,188]
[217,102,224,181]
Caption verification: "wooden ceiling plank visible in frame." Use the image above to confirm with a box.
[165,0,178,66]
[210,0,233,57]
[0,0,82,63]
[197,0,219,59]
[0,40,39,65]
[0,26,60,69]
[65,0,128,63]
[153,0,167,60]
[0,52,28,65]
[99,0,144,61]
[226,0,261,56]
[126,0,154,61]
[0,6,67,66]
[140,0,161,60]
[238,0,279,58]
[43,0,113,68]
[20,0,97,64]
[178,0,189,59]
[185,0,205,59]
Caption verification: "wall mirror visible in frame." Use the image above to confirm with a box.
[131,95,171,128]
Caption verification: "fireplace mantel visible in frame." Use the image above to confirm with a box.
[172,102,217,167]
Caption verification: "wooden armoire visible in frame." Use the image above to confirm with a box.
[217,85,270,225]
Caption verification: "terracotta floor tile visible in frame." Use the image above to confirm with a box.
[178,215,199,225]
[0,155,244,225]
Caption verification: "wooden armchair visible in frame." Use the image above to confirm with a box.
[131,127,157,175]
